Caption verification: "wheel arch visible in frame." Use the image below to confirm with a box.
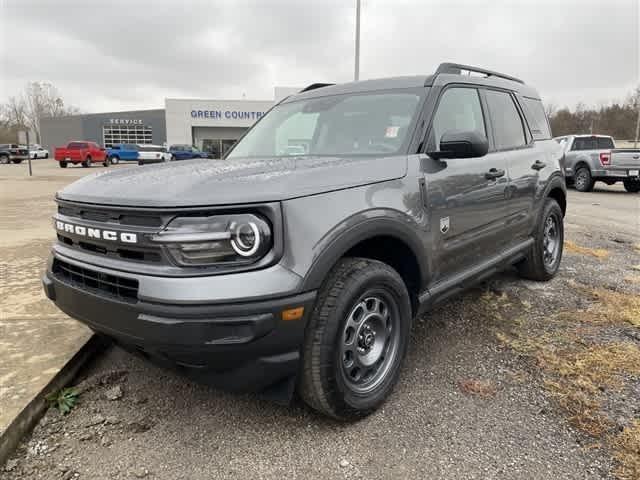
[301,217,429,315]
[542,174,567,216]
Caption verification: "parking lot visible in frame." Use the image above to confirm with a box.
[1,160,639,479]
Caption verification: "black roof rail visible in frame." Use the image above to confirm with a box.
[435,62,524,85]
[299,83,335,93]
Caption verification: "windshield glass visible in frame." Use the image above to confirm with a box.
[227,89,424,159]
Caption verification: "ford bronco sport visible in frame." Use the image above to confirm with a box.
[43,63,566,420]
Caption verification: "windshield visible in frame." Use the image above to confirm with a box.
[227,89,424,159]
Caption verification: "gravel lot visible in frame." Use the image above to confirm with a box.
[1,164,638,480]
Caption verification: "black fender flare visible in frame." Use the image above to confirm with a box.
[300,211,430,292]
[538,172,567,216]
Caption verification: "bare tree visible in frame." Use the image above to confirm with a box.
[544,102,557,119]
[0,82,79,143]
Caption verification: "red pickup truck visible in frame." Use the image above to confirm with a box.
[54,141,109,168]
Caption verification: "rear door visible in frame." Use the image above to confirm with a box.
[482,90,542,243]
[422,85,510,281]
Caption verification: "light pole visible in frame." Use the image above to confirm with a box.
[354,0,361,81]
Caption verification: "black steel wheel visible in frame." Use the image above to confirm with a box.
[518,198,564,281]
[299,258,411,420]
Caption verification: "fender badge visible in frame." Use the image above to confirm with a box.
[440,217,450,234]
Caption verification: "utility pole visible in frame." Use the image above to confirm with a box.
[354,0,361,81]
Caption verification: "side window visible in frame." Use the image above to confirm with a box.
[521,97,551,140]
[429,87,486,150]
[484,90,527,150]
[597,137,614,149]
[573,137,596,150]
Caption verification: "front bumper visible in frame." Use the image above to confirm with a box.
[43,253,316,393]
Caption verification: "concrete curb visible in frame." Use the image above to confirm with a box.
[0,334,108,466]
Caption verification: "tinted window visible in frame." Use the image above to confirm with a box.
[521,97,551,140]
[429,87,486,150]
[597,137,614,149]
[485,90,526,150]
[572,137,597,150]
[68,142,85,149]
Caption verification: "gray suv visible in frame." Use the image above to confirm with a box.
[43,63,566,420]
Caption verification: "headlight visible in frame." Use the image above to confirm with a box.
[151,214,272,266]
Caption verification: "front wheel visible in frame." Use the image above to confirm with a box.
[82,156,92,168]
[12,160,23,164]
[110,156,119,165]
[574,167,594,192]
[59,161,67,168]
[517,198,564,281]
[299,258,411,420]
[623,178,640,193]
[0,155,9,164]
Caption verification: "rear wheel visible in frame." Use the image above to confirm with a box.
[82,156,92,168]
[623,178,640,193]
[59,161,67,168]
[110,155,119,165]
[103,157,110,167]
[517,198,564,281]
[44,153,49,159]
[12,160,22,164]
[0,155,9,164]
[299,258,411,420]
[574,166,594,192]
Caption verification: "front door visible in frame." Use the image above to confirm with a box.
[422,86,509,282]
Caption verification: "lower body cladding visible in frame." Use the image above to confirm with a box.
[42,253,316,401]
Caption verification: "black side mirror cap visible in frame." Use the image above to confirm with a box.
[428,130,489,160]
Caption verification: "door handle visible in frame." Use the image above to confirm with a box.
[531,160,547,170]
[485,168,505,180]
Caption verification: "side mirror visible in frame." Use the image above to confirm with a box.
[429,130,488,160]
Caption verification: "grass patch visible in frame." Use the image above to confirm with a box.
[488,285,640,478]
[564,240,610,259]
[612,420,640,480]
[45,387,80,415]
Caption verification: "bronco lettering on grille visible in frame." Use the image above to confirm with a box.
[55,220,138,244]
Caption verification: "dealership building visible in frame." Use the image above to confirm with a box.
[40,88,297,159]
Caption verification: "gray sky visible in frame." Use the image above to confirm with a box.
[1,0,638,113]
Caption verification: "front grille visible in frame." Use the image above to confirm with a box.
[52,259,139,302]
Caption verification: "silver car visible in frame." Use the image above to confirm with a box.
[555,134,640,192]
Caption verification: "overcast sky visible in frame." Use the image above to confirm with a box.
[0,0,638,113]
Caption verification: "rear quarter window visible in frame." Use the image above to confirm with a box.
[597,137,614,149]
[521,97,551,140]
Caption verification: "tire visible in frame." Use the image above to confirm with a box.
[574,166,594,192]
[0,155,9,164]
[103,157,110,167]
[82,156,92,168]
[44,153,49,159]
[110,156,119,165]
[517,198,564,281]
[623,178,640,193]
[299,257,412,420]
[59,161,67,168]
[12,160,23,164]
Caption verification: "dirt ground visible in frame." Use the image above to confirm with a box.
[1,161,639,480]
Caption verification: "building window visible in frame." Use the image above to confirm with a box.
[103,124,152,148]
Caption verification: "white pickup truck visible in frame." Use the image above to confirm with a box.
[554,134,640,192]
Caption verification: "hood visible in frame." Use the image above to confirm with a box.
[57,156,407,207]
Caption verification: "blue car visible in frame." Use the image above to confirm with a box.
[107,144,170,164]
[168,144,209,160]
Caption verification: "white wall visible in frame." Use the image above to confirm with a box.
[165,98,274,146]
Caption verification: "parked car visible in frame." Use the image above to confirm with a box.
[29,144,50,159]
[554,134,640,192]
[107,143,170,165]
[0,143,29,164]
[54,141,109,168]
[168,144,208,160]
[44,62,566,420]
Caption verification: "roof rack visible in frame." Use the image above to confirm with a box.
[435,63,524,84]
[299,83,335,93]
